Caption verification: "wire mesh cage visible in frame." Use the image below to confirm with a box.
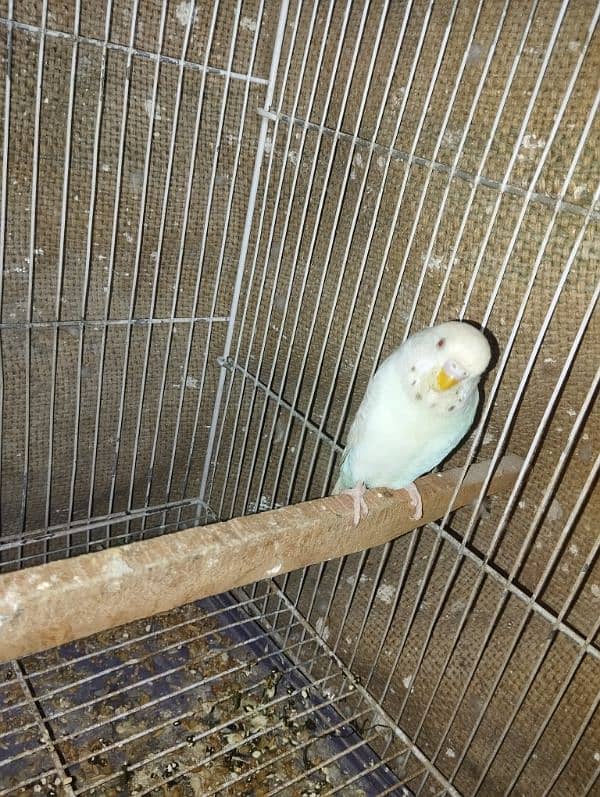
[0,0,598,795]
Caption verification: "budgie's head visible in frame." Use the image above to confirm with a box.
[404,321,491,409]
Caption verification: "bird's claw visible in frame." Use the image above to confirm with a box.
[341,481,369,526]
[404,481,423,521]
[340,481,421,524]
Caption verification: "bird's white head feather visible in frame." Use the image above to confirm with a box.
[396,321,491,412]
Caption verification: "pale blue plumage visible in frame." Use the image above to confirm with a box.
[333,321,491,523]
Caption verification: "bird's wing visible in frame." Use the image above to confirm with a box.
[332,389,374,493]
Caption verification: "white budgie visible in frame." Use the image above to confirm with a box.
[332,321,492,524]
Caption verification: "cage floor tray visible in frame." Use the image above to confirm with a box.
[0,591,429,796]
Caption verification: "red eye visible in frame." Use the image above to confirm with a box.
[437,338,445,348]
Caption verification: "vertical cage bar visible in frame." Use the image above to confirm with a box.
[145,0,221,534]
[21,0,48,539]
[207,0,332,516]
[180,0,278,522]
[210,0,326,523]
[44,0,82,541]
[120,1,198,536]
[196,0,292,508]
[89,0,140,532]
[145,0,269,538]
[0,1,14,540]
[67,0,115,538]
[115,1,169,519]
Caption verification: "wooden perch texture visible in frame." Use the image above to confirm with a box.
[0,454,522,662]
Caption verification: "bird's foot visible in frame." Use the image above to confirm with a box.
[340,481,369,526]
[403,481,423,521]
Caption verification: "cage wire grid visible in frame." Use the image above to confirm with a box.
[0,0,599,795]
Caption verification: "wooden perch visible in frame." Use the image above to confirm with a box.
[0,454,522,662]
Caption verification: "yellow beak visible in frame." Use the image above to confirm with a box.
[436,368,459,391]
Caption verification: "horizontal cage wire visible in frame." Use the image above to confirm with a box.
[0,0,598,795]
